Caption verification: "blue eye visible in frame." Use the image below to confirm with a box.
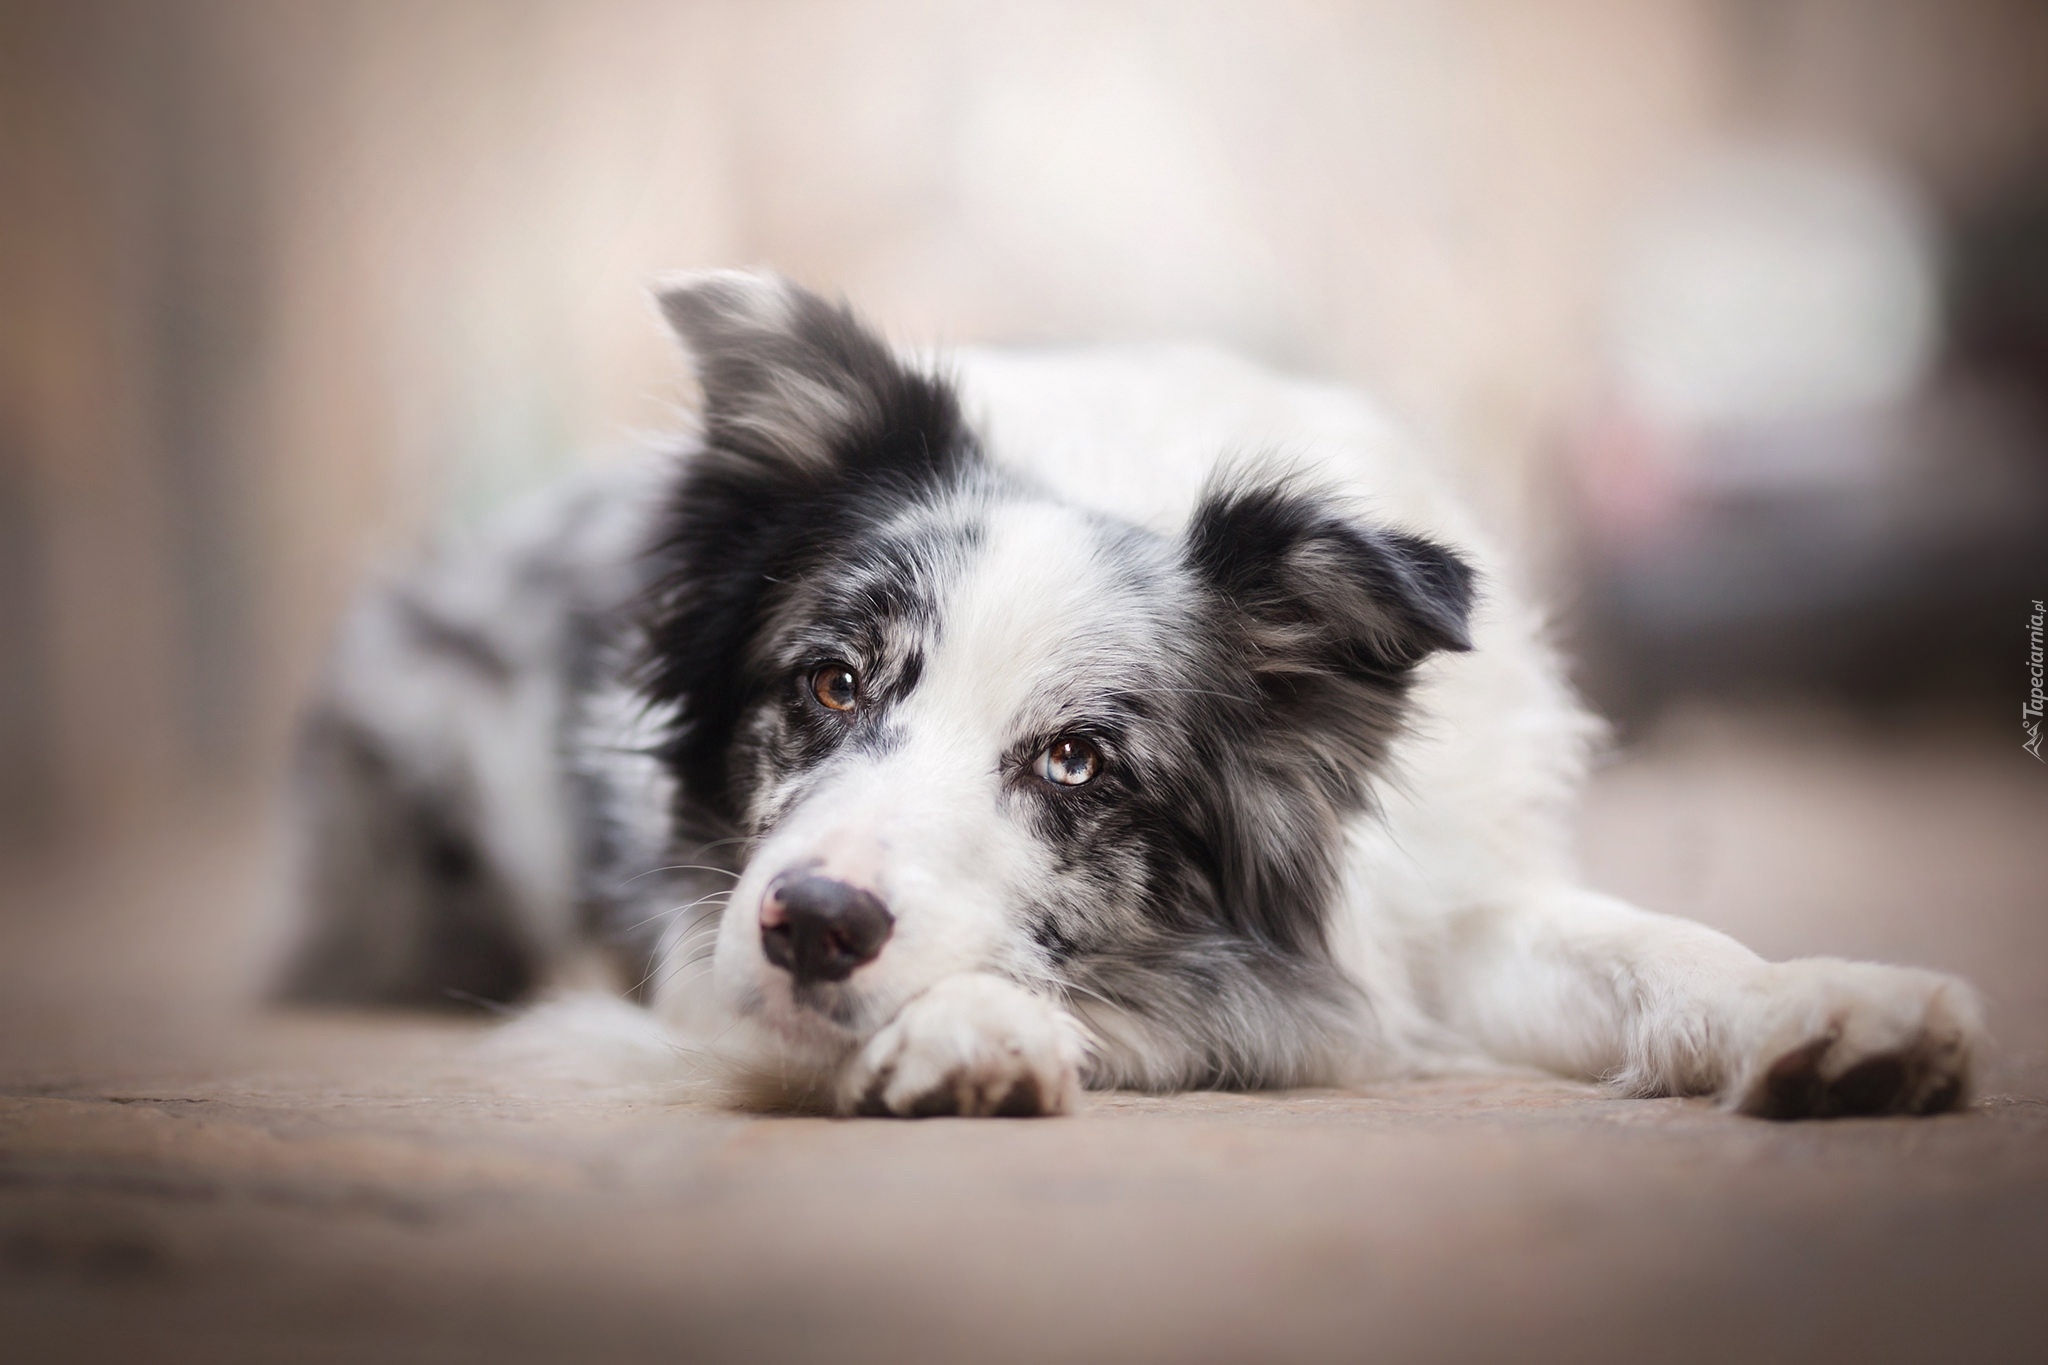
[1035,736,1102,786]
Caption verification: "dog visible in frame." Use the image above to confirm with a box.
[282,270,1983,1119]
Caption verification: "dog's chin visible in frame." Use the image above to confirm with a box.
[725,968,880,1065]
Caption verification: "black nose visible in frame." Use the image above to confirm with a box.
[760,874,894,985]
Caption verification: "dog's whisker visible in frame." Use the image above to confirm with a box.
[687,836,757,855]
[616,890,733,938]
[625,864,743,884]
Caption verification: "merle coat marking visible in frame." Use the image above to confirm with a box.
[284,271,1983,1120]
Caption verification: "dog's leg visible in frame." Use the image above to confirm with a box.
[1429,888,1983,1117]
[837,974,1088,1117]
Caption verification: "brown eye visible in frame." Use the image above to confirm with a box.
[810,664,859,713]
[1035,736,1102,787]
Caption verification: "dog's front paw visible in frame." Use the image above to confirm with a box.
[1729,960,1983,1119]
[840,975,1086,1118]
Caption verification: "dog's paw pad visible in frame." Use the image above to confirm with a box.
[1733,961,1982,1120]
[841,975,1084,1118]
[1755,1041,1921,1119]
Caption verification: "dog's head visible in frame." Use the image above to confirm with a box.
[637,272,1475,1087]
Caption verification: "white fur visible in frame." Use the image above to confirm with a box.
[839,974,1088,1116]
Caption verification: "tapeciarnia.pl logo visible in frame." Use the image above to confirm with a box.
[2027,598,2045,761]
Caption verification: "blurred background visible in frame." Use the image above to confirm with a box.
[2,0,2044,873]
[6,10,2048,1356]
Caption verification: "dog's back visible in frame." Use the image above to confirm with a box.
[279,462,665,1006]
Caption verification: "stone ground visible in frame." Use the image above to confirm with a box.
[3,709,2045,1363]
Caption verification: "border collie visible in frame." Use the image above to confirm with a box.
[283,270,1982,1119]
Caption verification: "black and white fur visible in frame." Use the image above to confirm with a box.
[284,270,1983,1119]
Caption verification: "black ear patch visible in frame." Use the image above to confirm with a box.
[637,272,980,816]
[1184,477,1476,683]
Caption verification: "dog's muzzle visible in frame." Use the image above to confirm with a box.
[759,871,894,986]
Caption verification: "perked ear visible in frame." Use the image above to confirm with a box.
[1183,476,1476,681]
[652,269,962,483]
